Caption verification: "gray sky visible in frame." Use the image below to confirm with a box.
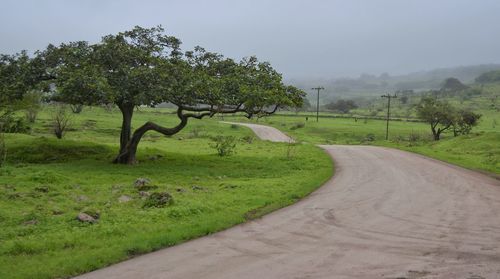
[1,0,499,78]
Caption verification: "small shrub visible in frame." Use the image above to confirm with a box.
[241,135,255,144]
[408,132,421,142]
[187,127,203,139]
[364,133,376,142]
[143,192,173,208]
[210,135,237,156]
[230,124,239,129]
[0,114,30,133]
[52,105,72,139]
[23,90,42,123]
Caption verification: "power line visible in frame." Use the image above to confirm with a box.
[311,87,324,122]
[381,94,397,140]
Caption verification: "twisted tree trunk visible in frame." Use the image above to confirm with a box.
[113,108,190,164]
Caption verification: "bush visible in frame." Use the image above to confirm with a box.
[364,133,375,142]
[0,114,30,133]
[143,192,173,208]
[52,105,71,139]
[241,135,255,144]
[210,135,237,156]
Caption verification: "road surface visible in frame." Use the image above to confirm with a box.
[77,123,500,279]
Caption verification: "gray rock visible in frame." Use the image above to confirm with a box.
[134,178,151,188]
[76,212,96,223]
[118,195,133,203]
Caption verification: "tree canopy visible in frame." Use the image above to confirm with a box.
[325,99,358,113]
[416,97,481,140]
[41,26,304,164]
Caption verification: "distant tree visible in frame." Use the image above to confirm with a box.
[452,110,481,136]
[399,95,409,104]
[441,77,468,92]
[416,97,456,140]
[325,99,358,113]
[45,26,304,164]
[475,70,500,83]
[294,97,311,113]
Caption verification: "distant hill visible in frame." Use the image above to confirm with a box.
[288,64,500,102]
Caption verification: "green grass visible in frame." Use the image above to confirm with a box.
[0,106,333,279]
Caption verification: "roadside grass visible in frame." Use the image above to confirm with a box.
[227,113,499,174]
[0,106,333,279]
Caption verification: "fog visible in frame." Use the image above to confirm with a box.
[1,0,499,78]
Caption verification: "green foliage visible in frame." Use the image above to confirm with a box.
[35,26,305,163]
[453,110,481,136]
[143,192,174,208]
[416,97,456,140]
[51,105,71,139]
[0,113,30,133]
[22,90,43,123]
[210,135,237,156]
[325,99,358,113]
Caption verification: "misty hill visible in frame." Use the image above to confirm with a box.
[289,64,500,102]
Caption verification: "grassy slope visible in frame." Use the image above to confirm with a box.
[0,107,332,279]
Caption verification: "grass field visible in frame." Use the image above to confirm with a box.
[0,107,333,279]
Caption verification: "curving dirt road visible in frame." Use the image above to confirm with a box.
[221,121,295,142]
[77,123,500,279]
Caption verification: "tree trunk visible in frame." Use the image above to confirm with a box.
[431,125,439,140]
[113,109,190,164]
[118,103,134,154]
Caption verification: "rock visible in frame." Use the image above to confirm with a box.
[134,178,151,188]
[191,185,206,191]
[143,192,173,208]
[118,195,133,203]
[76,212,96,223]
[176,188,186,193]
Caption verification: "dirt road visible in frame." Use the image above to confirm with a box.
[77,123,500,279]
[221,121,295,142]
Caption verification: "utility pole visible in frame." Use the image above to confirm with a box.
[381,94,397,140]
[311,87,324,122]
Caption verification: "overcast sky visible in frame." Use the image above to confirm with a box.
[1,0,499,78]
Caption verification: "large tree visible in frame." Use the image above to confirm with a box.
[45,26,304,164]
